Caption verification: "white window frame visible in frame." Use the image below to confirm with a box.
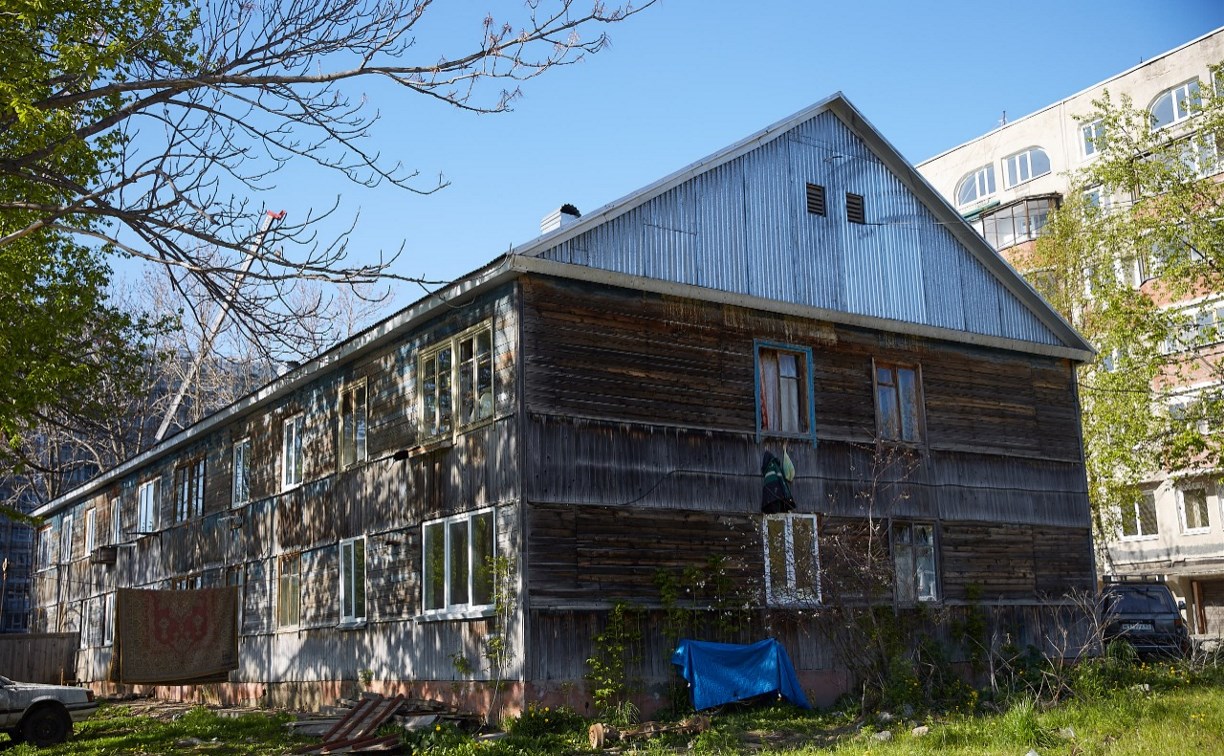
[1083,185,1111,212]
[232,437,251,506]
[421,507,498,616]
[277,552,301,629]
[338,380,368,469]
[339,536,367,625]
[1081,119,1106,158]
[955,164,996,207]
[762,513,821,607]
[137,478,159,535]
[110,496,121,544]
[1179,486,1211,535]
[84,509,95,555]
[1150,79,1201,131]
[102,593,115,646]
[892,521,938,603]
[1119,489,1159,541]
[282,413,304,491]
[1002,146,1051,189]
[419,322,495,440]
[60,514,73,564]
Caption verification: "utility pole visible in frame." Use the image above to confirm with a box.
[154,210,286,442]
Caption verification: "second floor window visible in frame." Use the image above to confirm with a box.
[174,458,205,521]
[282,414,304,490]
[137,478,159,534]
[84,509,95,555]
[1081,119,1106,157]
[420,323,494,439]
[232,438,251,506]
[874,363,923,443]
[339,382,368,468]
[756,344,813,439]
[60,514,73,564]
[110,497,121,544]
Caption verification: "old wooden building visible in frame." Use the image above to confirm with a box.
[31,94,1095,711]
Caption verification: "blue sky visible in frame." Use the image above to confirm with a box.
[239,1,1224,300]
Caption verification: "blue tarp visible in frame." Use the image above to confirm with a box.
[671,638,811,711]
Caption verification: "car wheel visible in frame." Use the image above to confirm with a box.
[20,705,71,747]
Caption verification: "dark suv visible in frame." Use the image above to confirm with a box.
[1101,579,1191,658]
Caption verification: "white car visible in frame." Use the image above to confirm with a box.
[0,675,97,746]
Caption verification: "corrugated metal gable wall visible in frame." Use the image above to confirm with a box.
[539,110,1061,347]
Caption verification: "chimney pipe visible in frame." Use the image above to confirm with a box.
[541,204,581,234]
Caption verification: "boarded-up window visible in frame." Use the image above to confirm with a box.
[893,522,937,603]
[277,553,301,627]
[340,537,367,623]
[422,508,497,614]
[763,514,820,606]
[874,363,923,443]
[339,382,368,469]
[757,345,811,438]
[226,565,246,628]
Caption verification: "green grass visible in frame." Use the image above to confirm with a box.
[0,703,308,755]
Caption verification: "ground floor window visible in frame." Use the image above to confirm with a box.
[892,522,938,603]
[340,537,367,624]
[763,513,820,606]
[277,553,301,628]
[422,509,496,614]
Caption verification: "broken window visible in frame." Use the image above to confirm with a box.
[756,344,812,439]
[137,478,159,535]
[422,508,496,614]
[763,513,820,606]
[892,522,937,603]
[1120,489,1159,539]
[1180,487,1211,533]
[339,381,368,469]
[340,536,367,624]
[421,323,495,439]
[174,457,205,522]
[232,438,251,506]
[282,413,304,490]
[874,362,923,443]
[277,553,301,628]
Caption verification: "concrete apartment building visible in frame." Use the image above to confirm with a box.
[918,27,1224,634]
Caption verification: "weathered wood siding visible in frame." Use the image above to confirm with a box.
[32,283,526,687]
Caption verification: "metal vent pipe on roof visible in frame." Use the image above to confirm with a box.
[541,204,581,234]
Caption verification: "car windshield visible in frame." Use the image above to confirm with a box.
[1108,587,1175,613]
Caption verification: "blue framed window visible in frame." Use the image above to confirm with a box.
[754,341,816,443]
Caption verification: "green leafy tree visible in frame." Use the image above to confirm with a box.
[1024,65,1224,555]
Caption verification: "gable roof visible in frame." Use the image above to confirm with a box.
[508,93,1092,360]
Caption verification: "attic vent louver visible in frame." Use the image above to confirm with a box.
[846,193,866,225]
[805,183,826,216]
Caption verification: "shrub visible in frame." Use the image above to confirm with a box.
[506,702,585,738]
